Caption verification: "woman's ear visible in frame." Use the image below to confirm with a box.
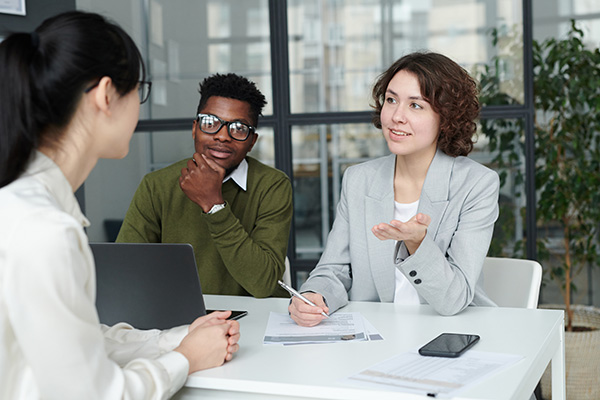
[92,76,115,115]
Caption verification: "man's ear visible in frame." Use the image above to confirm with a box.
[93,76,115,115]
[192,119,197,140]
[247,132,258,153]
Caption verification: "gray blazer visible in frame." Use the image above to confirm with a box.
[300,150,499,315]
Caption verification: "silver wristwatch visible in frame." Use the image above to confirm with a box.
[207,202,226,214]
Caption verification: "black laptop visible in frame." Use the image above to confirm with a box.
[90,242,207,330]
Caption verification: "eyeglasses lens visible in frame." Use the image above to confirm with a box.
[228,122,249,140]
[198,114,252,141]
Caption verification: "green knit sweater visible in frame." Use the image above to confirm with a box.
[116,156,292,298]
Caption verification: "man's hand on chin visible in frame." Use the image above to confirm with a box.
[179,152,226,212]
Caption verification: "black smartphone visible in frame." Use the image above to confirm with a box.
[206,309,248,320]
[418,333,480,358]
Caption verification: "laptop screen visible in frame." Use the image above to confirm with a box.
[90,242,207,330]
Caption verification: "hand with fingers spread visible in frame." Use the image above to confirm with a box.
[179,152,226,213]
[288,292,329,327]
[371,212,431,255]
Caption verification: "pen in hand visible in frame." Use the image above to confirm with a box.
[277,280,329,318]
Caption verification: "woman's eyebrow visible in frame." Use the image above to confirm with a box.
[386,88,425,101]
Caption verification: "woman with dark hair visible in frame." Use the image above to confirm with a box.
[290,52,500,326]
[0,11,239,399]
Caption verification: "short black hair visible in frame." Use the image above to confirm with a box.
[196,73,267,127]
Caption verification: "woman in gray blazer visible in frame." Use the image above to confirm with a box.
[290,52,500,327]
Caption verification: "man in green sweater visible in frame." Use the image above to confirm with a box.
[117,73,291,298]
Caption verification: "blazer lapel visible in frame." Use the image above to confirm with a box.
[365,155,396,302]
[419,150,453,238]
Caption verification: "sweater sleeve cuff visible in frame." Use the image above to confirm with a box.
[204,202,234,224]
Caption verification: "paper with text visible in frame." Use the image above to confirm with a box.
[344,350,523,397]
[263,312,381,345]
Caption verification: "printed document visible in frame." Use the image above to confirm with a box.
[263,312,382,345]
[344,349,523,397]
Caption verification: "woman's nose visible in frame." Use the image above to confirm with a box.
[392,107,407,124]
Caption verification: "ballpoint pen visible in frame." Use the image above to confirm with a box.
[277,280,329,318]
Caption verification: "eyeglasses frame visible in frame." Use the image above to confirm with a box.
[84,79,152,104]
[195,113,256,142]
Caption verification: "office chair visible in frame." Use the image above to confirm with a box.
[482,257,543,309]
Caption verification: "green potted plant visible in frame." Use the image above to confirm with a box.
[477,20,600,399]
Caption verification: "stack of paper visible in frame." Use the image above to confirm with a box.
[263,312,383,345]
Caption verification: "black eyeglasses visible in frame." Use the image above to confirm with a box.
[84,80,152,104]
[196,113,256,141]
[137,81,152,104]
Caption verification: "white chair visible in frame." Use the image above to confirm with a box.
[482,257,543,309]
[283,256,292,286]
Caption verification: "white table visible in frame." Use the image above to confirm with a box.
[173,295,565,400]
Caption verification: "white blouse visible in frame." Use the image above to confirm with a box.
[0,152,189,400]
[393,200,421,305]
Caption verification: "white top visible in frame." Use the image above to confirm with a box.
[223,158,248,191]
[0,152,189,400]
[393,200,421,304]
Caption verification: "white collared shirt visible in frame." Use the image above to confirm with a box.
[0,151,189,400]
[223,158,248,191]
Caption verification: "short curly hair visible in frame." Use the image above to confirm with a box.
[196,73,267,127]
[371,52,480,157]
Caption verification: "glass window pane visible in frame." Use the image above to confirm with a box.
[80,0,273,119]
[533,0,600,45]
[477,118,526,259]
[288,0,524,113]
[249,127,275,167]
[529,3,600,307]
[150,130,193,167]
[148,0,272,119]
[84,132,150,242]
[292,123,387,259]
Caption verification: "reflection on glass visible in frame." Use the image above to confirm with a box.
[288,0,524,113]
[292,123,387,259]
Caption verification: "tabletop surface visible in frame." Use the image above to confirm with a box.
[177,295,564,400]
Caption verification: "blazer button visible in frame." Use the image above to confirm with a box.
[414,279,422,284]
[409,270,417,277]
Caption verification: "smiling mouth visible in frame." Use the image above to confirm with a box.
[389,129,411,137]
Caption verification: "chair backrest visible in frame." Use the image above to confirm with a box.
[482,257,543,309]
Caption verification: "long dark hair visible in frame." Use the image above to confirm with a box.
[371,52,480,157]
[0,11,145,188]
